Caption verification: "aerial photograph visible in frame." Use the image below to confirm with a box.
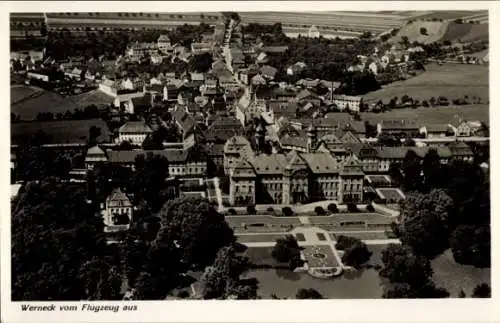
[10,10,490,301]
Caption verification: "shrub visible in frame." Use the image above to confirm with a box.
[366,204,375,212]
[266,207,274,213]
[246,205,256,215]
[422,100,429,107]
[327,203,338,214]
[336,235,361,250]
[282,207,293,217]
[420,27,427,35]
[176,290,190,298]
[347,203,359,213]
[227,208,237,215]
[342,241,372,268]
[314,206,326,216]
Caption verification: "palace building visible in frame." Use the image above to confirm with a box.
[227,125,364,205]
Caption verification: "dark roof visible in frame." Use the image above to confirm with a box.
[261,46,289,53]
[11,119,111,145]
[131,95,152,108]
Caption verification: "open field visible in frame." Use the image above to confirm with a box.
[364,63,488,103]
[431,249,490,296]
[440,22,489,43]
[240,11,406,34]
[11,119,111,145]
[407,11,486,21]
[391,21,448,44]
[11,85,81,120]
[71,89,114,108]
[361,105,489,125]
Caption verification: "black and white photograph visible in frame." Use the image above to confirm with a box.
[2,1,496,322]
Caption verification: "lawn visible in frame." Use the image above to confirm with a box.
[236,233,287,244]
[431,249,490,297]
[364,63,489,104]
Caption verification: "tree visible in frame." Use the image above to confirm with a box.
[11,180,118,300]
[364,121,377,138]
[199,246,256,299]
[472,283,491,298]
[401,150,422,191]
[420,27,428,35]
[314,206,326,215]
[156,197,236,269]
[282,206,293,217]
[450,225,490,268]
[336,236,372,268]
[397,190,454,258]
[327,203,338,213]
[271,235,302,269]
[189,52,213,73]
[246,205,256,215]
[380,244,433,286]
[401,36,410,47]
[88,126,101,146]
[296,288,323,299]
[422,149,442,190]
[458,290,466,298]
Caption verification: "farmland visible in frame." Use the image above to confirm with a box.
[11,118,111,145]
[391,21,448,44]
[406,11,486,21]
[11,85,81,121]
[362,105,489,125]
[71,89,114,109]
[440,22,489,43]
[363,63,489,104]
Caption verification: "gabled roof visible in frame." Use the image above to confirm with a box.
[86,145,106,156]
[280,135,307,149]
[285,150,308,171]
[106,188,132,207]
[260,65,277,79]
[118,121,153,134]
[131,95,152,108]
[301,152,339,174]
[249,154,288,175]
[232,159,256,177]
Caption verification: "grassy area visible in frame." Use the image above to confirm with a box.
[71,89,114,108]
[441,22,489,43]
[11,118,111,145]
[361,105,489,125]
[11,85,81,121]
[364,63,489,104]
[236,234,286,244]
[431,249,490,297]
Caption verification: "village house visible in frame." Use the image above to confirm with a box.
[191,42,214,55]
[126,41,159,62]
[329,95,362,112]
[377,120,420,137]
[419,124,454,138]
[26,69,52,83]
[103,188,133,232]
[452,120,485,137]
[117,121,153,145]
[287,62,307,76]
[122,94,153,115]
[259,65,278,80]
[157,34,173,54]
